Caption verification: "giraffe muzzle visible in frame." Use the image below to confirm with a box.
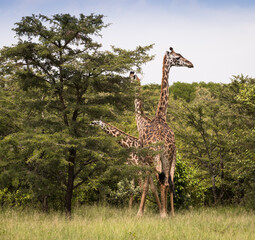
[187,62,194,68]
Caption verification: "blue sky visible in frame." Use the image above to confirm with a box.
[1,0,255,84]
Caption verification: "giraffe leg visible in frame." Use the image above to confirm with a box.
[170,191,175,216]
[169,174,175,217]
[148,176,161,212]
[137,176,149,217]
[160,184,167,218]
[170,149,176,217]
[129,178,135,210]
[165,186,169,213]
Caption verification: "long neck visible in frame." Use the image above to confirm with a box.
[134,75,151,134]
[92,120,139,148]
[92,120,140,165]
[156,55,170,121]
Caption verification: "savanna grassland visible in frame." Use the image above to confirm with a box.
[0,206,254,240]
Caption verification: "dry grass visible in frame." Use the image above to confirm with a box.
[0,205,254,240]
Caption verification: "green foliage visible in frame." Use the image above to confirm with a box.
[235,75,255,110]
[174,153,205,209]
[0,188,31,207]
[0,77,20,139]
[167,76,255,208]
[108,179,141,206]
[169,81,221,103]
[142,84,160,117]
[170,82,197,102]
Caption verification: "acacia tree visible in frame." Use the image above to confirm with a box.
[170,87,227,204]
[0,13,153,215]
[169,77,255,206]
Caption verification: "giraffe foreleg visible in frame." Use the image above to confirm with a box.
[137,176,149,217]
[169,148,176,217]
[148,176,161,212]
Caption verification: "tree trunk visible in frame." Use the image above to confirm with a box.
[65,148,76,218]
[42,196,48,213]
[39,196,48,213]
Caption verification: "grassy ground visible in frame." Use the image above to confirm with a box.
[0,205,254,240]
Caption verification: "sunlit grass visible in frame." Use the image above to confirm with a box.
[0,205,254,240]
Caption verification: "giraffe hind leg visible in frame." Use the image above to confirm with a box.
[168,174,175,195]
[168,173,175,216]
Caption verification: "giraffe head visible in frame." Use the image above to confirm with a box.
[129,71,136,80]
[129,71,140,82]
[90,120,105,128]
[165,47,193,68]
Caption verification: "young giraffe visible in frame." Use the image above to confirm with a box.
[129,73,166,216]
[129,71,151,136]
[92,73,162,213]
[137,47,193,217]
[129,72,164,215]
[92,71,150,167]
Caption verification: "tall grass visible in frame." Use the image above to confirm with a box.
[0,205,254,240]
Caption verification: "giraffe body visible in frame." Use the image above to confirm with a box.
[136,48,193,217]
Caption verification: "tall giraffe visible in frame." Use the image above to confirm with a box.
[93,48,193,217]
[137,47,193,217]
